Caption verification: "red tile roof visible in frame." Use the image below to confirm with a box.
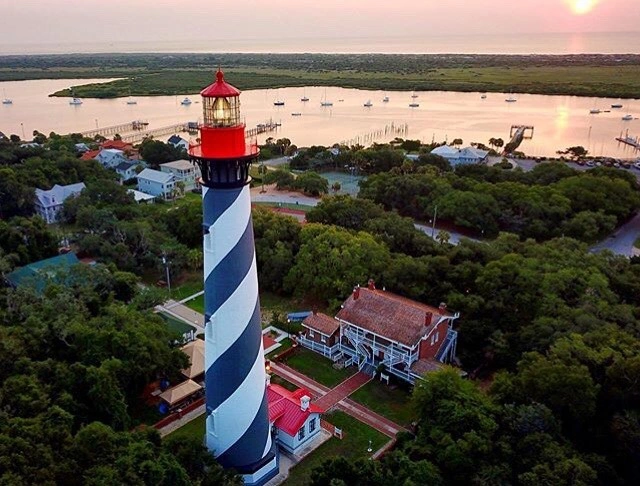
[302,313,340,336]
[80,149,100,161]
[267,383,323,436]
[101,140,133,150]
[262,334,277,350]
[336,287,450,347]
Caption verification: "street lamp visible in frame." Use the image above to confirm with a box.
[286,318,291,338]
[367,439,372,453]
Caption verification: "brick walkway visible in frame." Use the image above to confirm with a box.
[314,372,371,410]
[269,362,408,438]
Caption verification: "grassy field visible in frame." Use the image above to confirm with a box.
[284,411,388,486]
[282,348,352,388]
[349,380,416,427]
[39,65,640,100]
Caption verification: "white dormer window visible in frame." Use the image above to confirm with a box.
[431,335,435,345]
[321,335,326,343]
[435,331,439,343]
[309,330,315,338]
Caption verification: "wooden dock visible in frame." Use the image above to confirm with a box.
[339,122,409,147]
[79,120,278,144]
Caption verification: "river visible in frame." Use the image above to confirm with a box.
[1,79,639,158]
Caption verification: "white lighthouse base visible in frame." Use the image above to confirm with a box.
[242,452,279,486]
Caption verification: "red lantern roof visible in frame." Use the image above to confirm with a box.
[200,69,241,98]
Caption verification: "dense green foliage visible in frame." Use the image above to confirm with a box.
[359,161,639,241]
[0,263,238,484]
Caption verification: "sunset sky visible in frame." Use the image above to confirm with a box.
[1,0,639,52]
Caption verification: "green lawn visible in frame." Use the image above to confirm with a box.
[266,337,293,360]
[170,272,203,301]
[165,413,206,442]
[185,294,204,314]
[283,348,352,388]
[349,380,416,427]
[284,411,388,486]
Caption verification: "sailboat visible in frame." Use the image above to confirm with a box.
[180,97,192,105]
[622,114,633,121]
[301,88,309,102]
[69,97,83,105]
[505,92,517,103]
[364,100,373,107]
[320,89,333,107]
[411,91,418,99]
[382,95,389,102]
[2,89,12,104]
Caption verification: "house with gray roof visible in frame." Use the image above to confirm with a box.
[160,159,200,191]
[34,183,86,224]
[97,148,129,169]
[168,135,190,152]
[136,168,175,200]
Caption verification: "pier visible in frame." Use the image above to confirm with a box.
[615,130,640,151]
[505,125,534,153]
[339,122,409,147]
[79,120,278,144]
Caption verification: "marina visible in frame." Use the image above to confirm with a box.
[1,79,639,157]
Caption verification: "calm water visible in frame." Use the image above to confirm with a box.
[2,32,640,55]
[1,79,639,158]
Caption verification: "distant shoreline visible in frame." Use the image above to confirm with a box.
[1,53,640,99]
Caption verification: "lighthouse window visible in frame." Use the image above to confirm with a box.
[298,426,306,440]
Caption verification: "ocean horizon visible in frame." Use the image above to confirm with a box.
[2,31,639,56]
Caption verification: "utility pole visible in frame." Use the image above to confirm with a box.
[431,205,438,238]
[162,253,171,293]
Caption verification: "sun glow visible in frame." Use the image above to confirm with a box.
[567,0,599,15]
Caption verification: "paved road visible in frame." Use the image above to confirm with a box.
[590,212,640,257]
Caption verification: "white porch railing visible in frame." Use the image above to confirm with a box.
[297,335,341,360]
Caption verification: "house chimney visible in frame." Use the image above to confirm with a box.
[368,279,376,290]
[300,395,310,411]
[424,312,433,327]
[439,302,447,311]
[353,286,360,300]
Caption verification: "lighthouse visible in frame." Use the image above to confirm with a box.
[189,70,278,485]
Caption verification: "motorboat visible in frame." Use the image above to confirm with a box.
[291,112,302,116]
[411,91,418,99]
[622,114,634,121]
[69,98,83,105]
[274,100,285,106]
[382,96,389,102]
[589,108,601,114]
[611,103,623,109]
[481,94,487,99]
[409,102,419,108]
[505,96,517,103]
[180,97,192,105]
[126,97,137,105]
[364,100,373,107]
[301,96,309,102]
[1,98,12,105]
[321,101,334,107]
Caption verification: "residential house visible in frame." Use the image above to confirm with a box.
[136,168,176,199]
[431,145,489,166]
[74,143,91,153]
[168,135,190,152]
[160,159,200,191]
[298,281,460,384]
[96,148,130,169]
[267,380,324,454]
[34,182,86,224]
[115,161,140,182]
